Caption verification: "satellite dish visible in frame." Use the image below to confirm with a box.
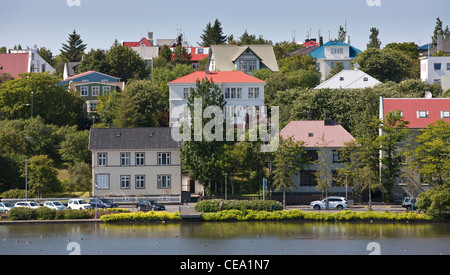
[354,63,360,70]
[425,91,432,99]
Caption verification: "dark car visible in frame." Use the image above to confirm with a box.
[90,198,118,209]
[136,200,166,211]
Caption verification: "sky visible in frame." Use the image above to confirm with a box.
[1,0,450,54]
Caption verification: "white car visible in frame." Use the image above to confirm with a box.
[43,201,66,211]
[68,199,91,210]
[14,201,41,209]
[310,197,348,210]
[0,202,14,213]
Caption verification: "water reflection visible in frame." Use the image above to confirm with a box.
[1,222,449,255]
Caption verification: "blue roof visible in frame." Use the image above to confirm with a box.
[58,71,121,86]
[418,43,433,51]
[309,40,361,59]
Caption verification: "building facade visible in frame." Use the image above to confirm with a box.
[420,56,450,90]
[168,71,266,127]
[280,115,356,194]
[379,97,450,200]
[89,127,182,199]
[58,71,125,114]
[0,48,55,79]
[309,40,361,81]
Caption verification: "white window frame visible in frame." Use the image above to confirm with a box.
[120,175,131,189]
[417,111,429,118]
[441,111,450,118]
[136,175,145,189]
[157,175,171,189]
[80,86,89,97]
[98,153,107,166]
[96,174,110,189]
[136,152,145,166]
[102,86,111,95]
[158,153,171,166]
[92,86,100,97]
[121,153,130,166]
[183,88,190,99]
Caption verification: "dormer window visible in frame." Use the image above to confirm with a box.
[339,77,344,81]
[417,111,429,118]
[363,77,369,81]
[308,133,314,137]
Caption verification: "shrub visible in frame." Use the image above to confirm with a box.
[36,207,56,220]
[100,211,181,223]
[8,207,37,220]
[194,199,283,213]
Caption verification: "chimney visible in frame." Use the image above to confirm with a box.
[324,111,332,126]
[307,110,312,121]
[345,36,350,45]
[319,36,324,46]
[437,35,443,52]
[148,32,154,45]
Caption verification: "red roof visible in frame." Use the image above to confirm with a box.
[168,71,266,84]
[123,37,153,48]
[0,53,30,79]
[302,40,319,47]
[280,120,356,148]
[382,98,450,128]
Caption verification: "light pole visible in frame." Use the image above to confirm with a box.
[25,159,28,200]
[31,91,34,118]
[224,173,227,200]
[345,173,348,201]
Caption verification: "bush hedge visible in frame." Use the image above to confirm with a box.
[8,207,91,220]
[194,199,283,213]
[200,210,435,222]
[100,211,181,223]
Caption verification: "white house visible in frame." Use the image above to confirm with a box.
[89,127,183,200]
[0,47,55,78]
[310,39,361,81]
[167,71,266,127]
[420,56,450,90]
[315,69,381,89]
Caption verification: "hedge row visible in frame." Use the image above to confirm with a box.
[200,210,435,222]
[8,207,91,220]
[100,211,181,223]
[194,199,283,213]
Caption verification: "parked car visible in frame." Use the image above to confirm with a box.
[0,202,14,213]
[310,197,348,210]
[402,197,417,211]
[67,199,91,210]
[136,200,166,211]
[89,198,118,209]
[43,201,66,211]
[14,201,41,209]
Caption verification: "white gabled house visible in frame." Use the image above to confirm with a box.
[167,71,266,127]
[315,69,381,89]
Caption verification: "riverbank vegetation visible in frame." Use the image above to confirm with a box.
[6,207,129,221]
[200,209,435,222]
[100,211,181,223]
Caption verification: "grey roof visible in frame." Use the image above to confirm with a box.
[89,127,180,150]
[210,45,279,72]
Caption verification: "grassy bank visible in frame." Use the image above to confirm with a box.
[98,209,437,223]
[200,209,436,222]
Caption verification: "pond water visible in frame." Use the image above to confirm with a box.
[0,221,449,255]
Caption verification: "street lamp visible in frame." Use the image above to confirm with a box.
[31,91,34,118]
[25,159,28,200]
[224,173,227,200]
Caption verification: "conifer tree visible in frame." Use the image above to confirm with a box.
[60,30,87,62]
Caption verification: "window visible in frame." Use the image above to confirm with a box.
[92,86,100,96]
[158,175,171,189]
[101,79,109,83]
[305,150,318,162]
[82,79,89,83]
[442,111,450,118]
[120,175,130,189]
[231,88,237,98]
[121,153,130,166]
[225,88,230,99]
[417,111,429,118]
[80,86,89,96]
[248,87,259,99]
[158,153,171,165]
[332,150,340,163]
[363,77,369,81]
[89,102,97,112]
[183,88,189,99]
[98,153,107,166]
[331,48,343,54]
[136,175,145,189]
[248,60,257,71]
[102,86,111,95]
[96,174,110,189]
[299,171,317,187]
[447,63,450,71]
[136,153,145,166]
[339,77,345,81]
[225,88,242,99]
[434,63,442,70]
[197,48,204,54]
